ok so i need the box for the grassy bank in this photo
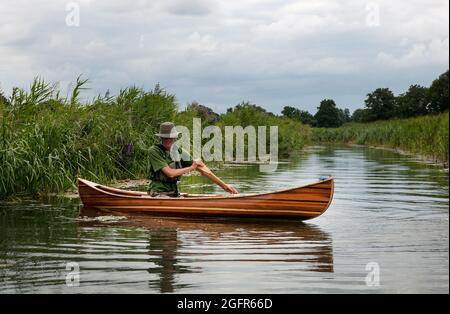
[312,113,449,165]
[0,78,309,199]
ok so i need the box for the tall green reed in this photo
[312,113,449,164]
[0,79,311,199]
[0,78,177,198]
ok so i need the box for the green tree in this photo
[314,99,342,128]
[281,106,315,125]
[186,101,219,124]
[396,85,429,118]
[281,106,297,119]
[351,108,371,122]
[428,70,449,113]
[338,108,351,124]
[221,101,274,126]
[298,110,315,126]
[231,101,273,115]
[364,88,396,121]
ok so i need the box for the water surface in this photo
[0,145,448,293]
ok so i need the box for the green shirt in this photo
[148,144,193,193]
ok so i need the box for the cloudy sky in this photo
[0,0,448,113]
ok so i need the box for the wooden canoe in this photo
[77,177,334,220]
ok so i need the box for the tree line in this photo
[282,70,449,128]
[1,70,448,130]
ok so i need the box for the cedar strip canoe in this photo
[77,177,334,220]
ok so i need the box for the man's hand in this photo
[190,160,204,170]
[225,184,239,194]
[193,159,205,168]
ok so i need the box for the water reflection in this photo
[79,207,334,292]
[145,229,188,292]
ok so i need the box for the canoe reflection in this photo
[79,207,334,293]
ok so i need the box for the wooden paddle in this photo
[196,163,239,194]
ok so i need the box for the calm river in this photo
[0,145,448,293]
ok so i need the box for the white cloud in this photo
[377,38,449,68]
[376,0,449,41]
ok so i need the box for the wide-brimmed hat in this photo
[155,122,179,138]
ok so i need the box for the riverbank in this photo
[312,113,449,167]
[346,144,449,170]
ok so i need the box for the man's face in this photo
[162,138,175,150]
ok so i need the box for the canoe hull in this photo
[77,178,334,220]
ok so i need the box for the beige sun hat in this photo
[155,122,179,138]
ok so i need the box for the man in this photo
[148,122,236,197]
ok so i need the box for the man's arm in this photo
[161,160,202,178]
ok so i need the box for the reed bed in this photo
[0,78,309,198]
[312,113,449,164]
